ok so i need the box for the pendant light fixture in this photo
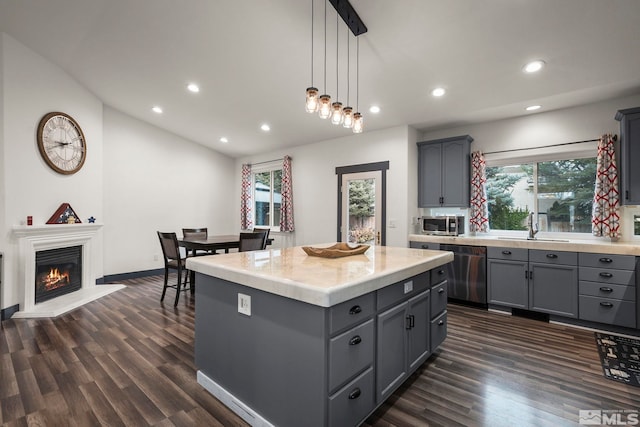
[318,0,332,119]
[342,26,353,128]
[352,37,363,133]
[305,0,319,113]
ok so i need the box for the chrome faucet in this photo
[527,212,539,240]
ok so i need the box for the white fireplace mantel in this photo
[11,223,124,318]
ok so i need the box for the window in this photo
[486,158,597,233]
[253,168,282,229]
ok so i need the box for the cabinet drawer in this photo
[579,281,636,302]
[529,249,577,265]
[377,271,430,310]
[330,293,375,335]
[431,281,447,317]
[430,310,447,350]
[579,253,637,270]
[579,267,635,286]
[328,367,374,427]
[579,295,636,328]
[410,241,440,250]
[431,265,448,284]
[487,247,528,261]
[329,319,374,392]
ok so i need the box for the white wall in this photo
[235,125,414,248]
[103,107,235,274]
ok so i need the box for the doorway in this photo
[336,161,389,246]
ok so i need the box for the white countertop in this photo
[186,244,454,307]
[409,234,640,255]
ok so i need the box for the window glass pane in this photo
[273,169,282,227]
[537,159,596,233]
[254,171,271,227]
[635,215,640,236]
[486,164,534,230]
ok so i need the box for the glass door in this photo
[341,171,382,245]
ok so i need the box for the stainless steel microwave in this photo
[419,215,465,236]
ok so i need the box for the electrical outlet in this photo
[238,293,251,316]
[403,281,413,294]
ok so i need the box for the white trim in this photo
[197,371,275,427]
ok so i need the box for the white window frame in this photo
[252,161,282,232]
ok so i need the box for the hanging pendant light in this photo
[352,37,363,133]
[305,0,319,113]
[318,0,331,119]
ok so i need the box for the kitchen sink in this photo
[496,236,569,242]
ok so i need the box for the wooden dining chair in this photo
[252,227,270,250]
[157,231,192,306]
[239,232,266,252]
[182,227,214,255]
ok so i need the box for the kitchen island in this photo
[186,244,453,427]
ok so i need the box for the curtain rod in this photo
[483,135,617,156]
[247,157,288,167]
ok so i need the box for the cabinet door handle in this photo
[405,315,415,329]
[438,320,444,326]
[349,305,362,315]
[525,270,528,279]
[438,288,445,294]
[502,250,512,255]
[349,335,362,346]
[421,245,429,249]
[599,287,614,293]
[348,388,361,400]
[437,269,445,275]
[546,253,558,259]
[599,272,613,278]
[599,257,613,263]
[599,302,614,308]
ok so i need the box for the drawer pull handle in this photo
[502,250,512,255]
[349,305,362,315]
[599,272,613,278]
[438,320,444,326]
[599,257,613,263]
[438,269,445,275]
[438,288,445,294]
[348,388,361,400]
[599,302,614,308]
[421,245,429,249]
[546,254,558,259]
[349,335,362,346]
[600,287,614,293]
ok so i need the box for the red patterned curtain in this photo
[469,151,489,233]
[279,155,295,232]
[592,134,620,239]
[240,164,253,230]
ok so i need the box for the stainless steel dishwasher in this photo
[439,244,487,305]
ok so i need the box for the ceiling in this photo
[2,0,640,158]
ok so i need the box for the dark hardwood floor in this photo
[1,275,638,426]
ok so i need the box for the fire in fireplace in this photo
[35,246,82,304]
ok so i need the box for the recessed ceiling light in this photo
[369,105,381,114]
[431,87,446,97]
[526,105,541,111]
[219,137,229,143]
[187,83,200,93]
[261,124,270,132]
[152,106,163,114]
[523,60,545,73]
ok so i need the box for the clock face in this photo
[37,112,86,175]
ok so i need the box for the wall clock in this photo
[37,112,86,175]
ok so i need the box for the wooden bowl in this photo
[301,243,370,258]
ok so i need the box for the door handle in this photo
[376,231,381,245]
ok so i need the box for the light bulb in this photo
[353,112,363,133]
[318,94,332,119]
[305,87,319,113]
[342,107,354,128]
[330,102,343,125]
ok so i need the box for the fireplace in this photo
[35,245,82,303]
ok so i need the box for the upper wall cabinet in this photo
[417,135,473,208]
[616,107,640,206]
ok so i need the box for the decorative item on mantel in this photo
[302,242,369,258]
[88,216,96,223]
[46,203,82,224]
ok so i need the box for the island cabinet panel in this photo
[330,293,375,335]
[329,319,374,392]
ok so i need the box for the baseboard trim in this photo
[103,268,164,283]
[1,304,19,321]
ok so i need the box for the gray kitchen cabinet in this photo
[615,107,640,205]
[417,135,473,207]
[487,247,578,317]
[410,241,440,250]
[376,288,430,403]
[487,247,529,308]
[430,267,448,351]
[578,252,637,328]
